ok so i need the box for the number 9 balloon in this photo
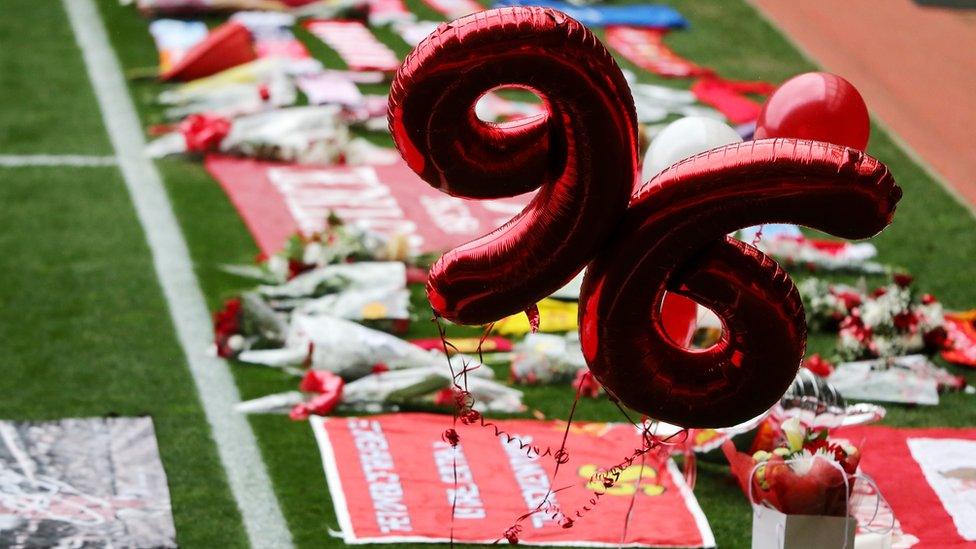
[390,7,639,326]
[391,8,902,428]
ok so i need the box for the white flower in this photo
[266,255,289,283]
[228,334,246,352]
[303,241,324,266]
[860,299,889,329]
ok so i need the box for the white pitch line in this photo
[0,154,117,167]
[62,0,294,547]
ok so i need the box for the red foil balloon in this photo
[755,72,870,150]
[389,7,639,325]
[580,139,901,427]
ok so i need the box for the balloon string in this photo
[751,225,764,247]
[620,449,647,545]
[433,319,694,544]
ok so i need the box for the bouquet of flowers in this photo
[798,275,948,360]
[724,417,860,516]
[509,332,586,385]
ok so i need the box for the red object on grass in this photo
[161,21,257,82]
[291,370,344,419]
[178,113,231,153]
[691,76,776,124]
[311,413,714,545]
[605,26,712,78]
[802,354,835,378]
[834,425,976,547]
[943,311,976,367]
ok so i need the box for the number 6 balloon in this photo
[580,141,900,427]
[390,7,902,427]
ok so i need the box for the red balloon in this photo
[755,72,870,150]
[388,7,639,325]
[579,140,901,427]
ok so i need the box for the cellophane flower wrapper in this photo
[724,440,859,517]
[237,313,442,379]
[509,332,586,384]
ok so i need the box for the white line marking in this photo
[0,154,117,167]
[62,1,294,547]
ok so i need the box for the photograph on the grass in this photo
[0,417,176,548]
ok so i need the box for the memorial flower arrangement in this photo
[724,417,860,516]
[798,275,948,360]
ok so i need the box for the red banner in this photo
[205,155,532,255]
[835,426,976,547]
[311,413,714,546]
[605,27,711,79]
[304,20,400,72]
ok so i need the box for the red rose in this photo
[213,298,242,358]
[924,326,949,350]
[893,311,919,332]
[893,273,914,287]
[921,293,937,305]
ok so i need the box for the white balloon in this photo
[641,116,743,182]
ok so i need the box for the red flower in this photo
[287,258,315,280]
[871,287,888,298]
[833,290,862,311]
[921,293,938,305]
[213,298,242,358]
[893,273,914,288]
[924,326,949,351]
[840,314,872,343]
[802,354,834,377]
[893,311,919,333]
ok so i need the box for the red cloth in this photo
[691,76,776,124]
[834,426,976,547]
[161,21,257,81]
[605,26,712,78]
[204,155,533,256]
[311,413,715,546]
